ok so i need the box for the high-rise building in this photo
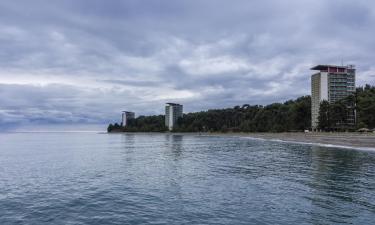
[311,65,356,130]
[165,103,183,130]
[121,111,135,127]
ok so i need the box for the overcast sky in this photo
[0,0,374,130]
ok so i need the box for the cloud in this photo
[0,0,374,129]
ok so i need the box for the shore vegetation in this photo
[107,84,375,133]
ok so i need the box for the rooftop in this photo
[166,103,182,106]
[311,64,355,70]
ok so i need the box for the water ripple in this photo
[0,133,374,224]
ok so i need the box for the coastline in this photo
[205,132,375,151]
[108,131,375,151]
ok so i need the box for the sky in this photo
[0,0,375,130]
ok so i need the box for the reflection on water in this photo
[120,133,135,146]
[165,134,184,159]
[309,146,375,224]
[0,133,374,225]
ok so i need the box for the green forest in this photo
[108,84,375,133]
[318,84,375,131]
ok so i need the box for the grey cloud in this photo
[100,79,163,88]
[0,0,374,129]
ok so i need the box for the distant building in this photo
[122,111,135,127]
[165,103,183,130]
[311,65,356,130]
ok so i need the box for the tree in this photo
[332,101,349,130]
[107,124,114,132]
[318,100,331,131]
[108,95,314,133]
[356,85,375,128]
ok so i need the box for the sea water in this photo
[0,132,374,224]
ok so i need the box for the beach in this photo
[211,132,375,150]
[109,131,375,150]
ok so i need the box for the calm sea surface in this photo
[0,132,374,225]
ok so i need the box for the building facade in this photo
[165,103,183,130]
[311,65,356,130]
[121,111,135,127]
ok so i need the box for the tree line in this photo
[107,115,167,132]
[174,96,311,132]
[108,96,311,132]
[107,84,374,133]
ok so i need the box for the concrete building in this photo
[311,65,356,130]
[121,111,135,127]
[165,103,183,130]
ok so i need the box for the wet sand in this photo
[210,132,375,150]
[111,131,375,150]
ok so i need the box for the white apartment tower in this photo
[121,111,135,127]
[165,103,183,131]
[311,65,356,130]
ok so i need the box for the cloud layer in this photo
[0,0,374,129]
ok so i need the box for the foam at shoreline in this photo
[199,134,375,152]
[241,136,375,152]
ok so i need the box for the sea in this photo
[0,132,374,224]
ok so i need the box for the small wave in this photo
[241,136,375,152]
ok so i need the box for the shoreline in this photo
[204,132,375,151]
[108,131,375,151]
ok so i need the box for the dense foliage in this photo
[107,84,375,133]
[108,115,167,132]
[108,96,311,132]
[317,98,354,131]
[173,96,311,132]
[356,85,375,129]
[318,84,375,131]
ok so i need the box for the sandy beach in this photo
[111,131,375,150]
[210,132,375,150]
